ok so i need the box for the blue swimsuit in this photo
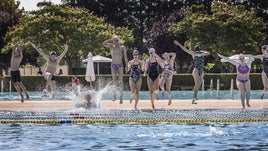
[162,62,173,79]
[130,63,141,82]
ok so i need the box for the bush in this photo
[1,73,263,92]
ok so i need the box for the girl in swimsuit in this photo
[218,53,254,109]
[174,40,210,104]
[144,48,162,109]
[159,52,176,105]
[128,50,144,109]
[254,45,268,99]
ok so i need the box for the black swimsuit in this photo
[263,57,268,78]
[148,61,159,81]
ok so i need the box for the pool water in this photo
[0,90,267,101]
[0,122,267,150]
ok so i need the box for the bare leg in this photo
[18,82,29,99]
[159,76,166,96]
[244,80,251,107]
[111,69,117,101]
[236,80,246,108]
[118,68,124,104]
[261,71,268,99]
[165,76,173,105]
[134,78,142,110]
[129,78,136,104]
[14,83,24,103]
[192,69,203,104]
[153,77,160,100]
[50,80,56,99]
[147,78,155,109]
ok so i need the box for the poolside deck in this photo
[0,99,267,111]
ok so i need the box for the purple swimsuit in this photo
[236,65,250,83]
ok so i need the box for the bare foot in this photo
[261,94,264,99]
[120,96,123,104]
[192,98,197,104]
[168,100,172,105]
[156,93,159,100]
[21,98,24,103]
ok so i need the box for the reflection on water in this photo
[0,122,267,150]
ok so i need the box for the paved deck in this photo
[0,99,267,111]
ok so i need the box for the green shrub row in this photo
[0,73,264,92]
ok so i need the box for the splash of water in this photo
[61,79,115,109]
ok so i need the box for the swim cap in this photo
[194,45,201,51]
[262,45,267,50]
[50,51,57,56]
[113,35,120,40]
[148,48,155,53]
[133,50,139,55]
[88,52,92,57]
[239,54,245,60]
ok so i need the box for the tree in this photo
[0,0,22,76]
[170,2,264,72]
[2,2,133,73]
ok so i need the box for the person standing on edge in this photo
[10,41,29,102]
[254,45,268,99]
[218,53,254,109]
[159,51,176,106]
[144,48,162,109]
[102,36,128,104]
[128,50,144,110]
[174,40,210,104]
[31,42,68,99]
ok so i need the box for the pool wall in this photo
[0,73,264,92]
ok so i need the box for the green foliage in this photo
[170,2,264,56]
[2,2,134,67]
[2,73,263,92]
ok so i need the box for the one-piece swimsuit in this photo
[130,63,141,82]
[263,57,268,78]
[194,55,204,76]
[148,61,159,81]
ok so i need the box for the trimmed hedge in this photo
[1,73,264,92]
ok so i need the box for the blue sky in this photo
[16,0,62,11]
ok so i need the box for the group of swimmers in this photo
[9,37,268,109]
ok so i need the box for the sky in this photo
[16,0,62,11]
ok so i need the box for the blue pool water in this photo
[0,90,267,101]
[0,122,267,150]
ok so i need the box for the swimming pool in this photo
[0,122,267,150]
[0,90,266,101]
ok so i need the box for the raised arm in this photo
[57,44,68,61]
[169,52,176,62]
[201,50,210,56]
[217,53,239,66]
[253,54,263,60]
[154,53,164,68]
[174,40,194,56]
[31,42,49,60]
[102,37,114,48]
[244,54,255,64]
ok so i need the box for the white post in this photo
[216,79,220,99]
[209,79,213,90]
[9,80,12,94]
[230,79,234,99]
[1,80,3,92]
[202,79,205,91]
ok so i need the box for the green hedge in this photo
[1,73,264,92]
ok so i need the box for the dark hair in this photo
[194,45,201,51]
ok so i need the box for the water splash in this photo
[62,79,115,109]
